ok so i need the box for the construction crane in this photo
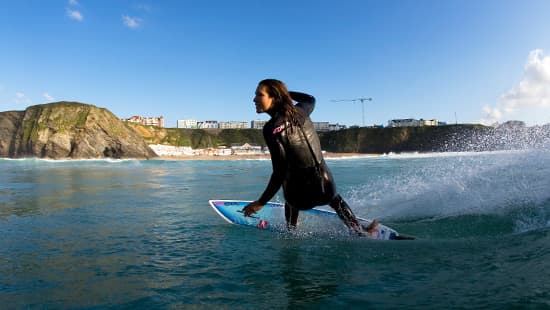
[330,98,372,127]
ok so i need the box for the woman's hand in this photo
[242,200,264,217]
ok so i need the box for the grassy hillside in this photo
[319,124,491,153]
[129,123,506,153]
[127,123,264,149]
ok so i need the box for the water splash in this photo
[349,149,550,230]
[441,124,550,152]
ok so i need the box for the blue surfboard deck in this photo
[208,199,402,240]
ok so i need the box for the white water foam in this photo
[0,157,138,163]
[348,149,550,226]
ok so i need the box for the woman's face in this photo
[254,85,274,114]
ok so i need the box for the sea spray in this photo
[441,123,550,152]
[342,149,550,238]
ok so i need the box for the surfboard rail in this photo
[208,199,413,240]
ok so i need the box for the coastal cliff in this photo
[0,102,157,159]
[5,101,545,160]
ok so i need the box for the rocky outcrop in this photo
[0,102,157,159]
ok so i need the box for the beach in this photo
[156,152,378,161]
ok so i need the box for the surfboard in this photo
[208,199,410,240]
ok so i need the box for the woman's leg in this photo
[329,194,378,235]
[284,202,300,229]
[329,194,361,232]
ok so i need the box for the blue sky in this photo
[2,0,550,127]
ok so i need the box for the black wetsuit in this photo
[258,92,361,229]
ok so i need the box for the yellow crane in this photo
[330,98,372,127]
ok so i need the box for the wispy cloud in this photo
[122,15,142,29]
[67,8,83,21]
[14,92,32,105]
[43,92,55,102]
[66,0,83,21]
[481,49,550,125]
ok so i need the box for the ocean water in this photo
[1,150,550,309]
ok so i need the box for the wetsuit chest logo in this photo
[272,124,286,134]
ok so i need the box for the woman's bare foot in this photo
[363,220,379,233]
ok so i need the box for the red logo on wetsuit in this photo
[272,124,285,134]
[257,219,269,229]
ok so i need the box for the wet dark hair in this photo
[258,79,303,128]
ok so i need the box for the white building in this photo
[313,122,330,132]
[124,115,165,128]
[328,123,347,131]
[250,120,344,131]
[149,144,195,156]
[219,121,249,129]
[251,119,268,129]
[230,143,263,155]
[197,121,219,129]
[420,119,439,126]
[388,118,439,127]
[177,119,198,129]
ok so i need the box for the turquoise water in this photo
[1,151,550,309]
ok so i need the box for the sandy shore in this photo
[155,152,378,161]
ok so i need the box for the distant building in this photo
[124,115,164,128]
[252,120,344,131]
[230,143,263,155]
[388,118,440,127]
[328,123,347,131]
[197,120,219,129]
[313,122,330,132]
[171,117,348,131]
[251,119,268,129]
[420,119,439,126]
[177,119,198,129]
[219,121,249,129]
[388,119,418,127]
[149,144,195,156]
